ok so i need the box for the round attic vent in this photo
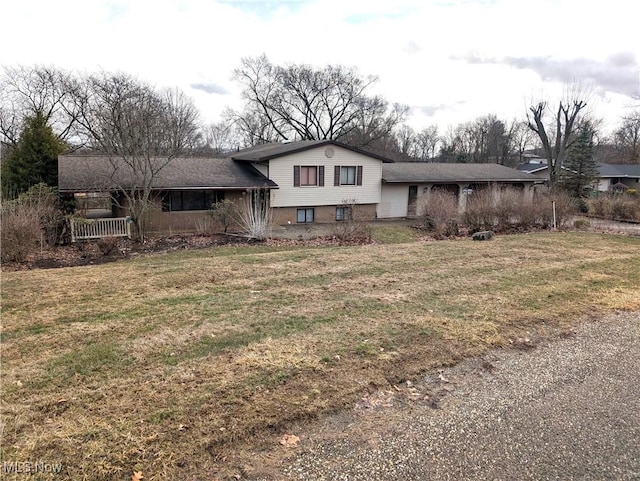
[324,147,334,158]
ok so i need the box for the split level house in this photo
[58,140,543,237]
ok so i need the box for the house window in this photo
[293,165,324,187]
[297,208,314,223]
[161,190,224,212]
[334,165,363,186]
[301,166,317,186]
[336,206,352,221]
[294,165,325,187]
[340,166,356,185]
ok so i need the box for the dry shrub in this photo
[588,196,610,218]
[19,183,65,245]
[535,190,578,228]
[1,198,42,262]
[574,218,591,230]
[96,237,119,256]
[610,198,638,221]
[462,188,495,233]
[495,188,529,230]
[419,189,459,237]
[1,184,65,262]
[331,200,372,243]
[192,216,215,236]
[587,195,639,222]
[237,190,272,240]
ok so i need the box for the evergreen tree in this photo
[1,111,65,195]
[559,124,598,198]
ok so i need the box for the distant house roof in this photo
[597,163,640,178]
[58,155,277,192]
[515,162,549,174]
[382,162,543,184]
[230,140,395,163]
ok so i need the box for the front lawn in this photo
[1,232,639,480]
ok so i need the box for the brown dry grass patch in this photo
[1,232,639,479]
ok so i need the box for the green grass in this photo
[370,223,420,243]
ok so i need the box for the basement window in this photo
[297,208,314,223]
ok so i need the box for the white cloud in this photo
[2,0,638,133]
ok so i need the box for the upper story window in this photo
[334,165,363,186]
[301,166,317,186]
[340,166,356,185]
[294,165,325,187]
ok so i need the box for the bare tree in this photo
[394,125,416,160]
[412,125,439,161]
[0,65,79,147]
[230,55,407,146]
[526,84,591,188]
[222,106,281,147]
[203,120,242,154]
[613,109,640,163]
[509,119,536,164]
[68,72,201,241]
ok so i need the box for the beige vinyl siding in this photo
[378,184,409,218]
[253,163,269,177]
[268,145,382,208]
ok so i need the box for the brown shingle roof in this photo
[382,162,543,183]
[58,155,277,192]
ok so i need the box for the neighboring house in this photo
[515,160,550,180]
[594,164,640,192]
[380,163,542,218]
[58,140,547,235]
[516,161,640,193]
[58,155,276,234]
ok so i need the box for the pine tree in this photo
[1,111,65,195]
[559,124,598,198]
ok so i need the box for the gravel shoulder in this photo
[250,310,640,481]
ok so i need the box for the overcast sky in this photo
[3,0,639,136]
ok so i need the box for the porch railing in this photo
[70,217,131,242]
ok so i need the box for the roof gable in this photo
[230,140,394,163]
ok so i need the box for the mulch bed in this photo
[1,233,375,271]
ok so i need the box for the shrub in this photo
[1,198,42,262]
[588,196,610,218]
[330,199,372,243]
[419,189,459,237]
[1,184,66,262]
[536,190,578,228]
[462,188,495,233]
[237,190,272,240]
[97,237,119,256]
[495,188,527,230]
[587,195,640,221]
[209,199,237,233]
[192,216,215,236]
[18,183,65,245]
[574,218,590,230]
[610,198,638,221]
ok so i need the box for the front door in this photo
[407,185,418,216]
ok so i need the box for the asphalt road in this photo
[254,311,640,481]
